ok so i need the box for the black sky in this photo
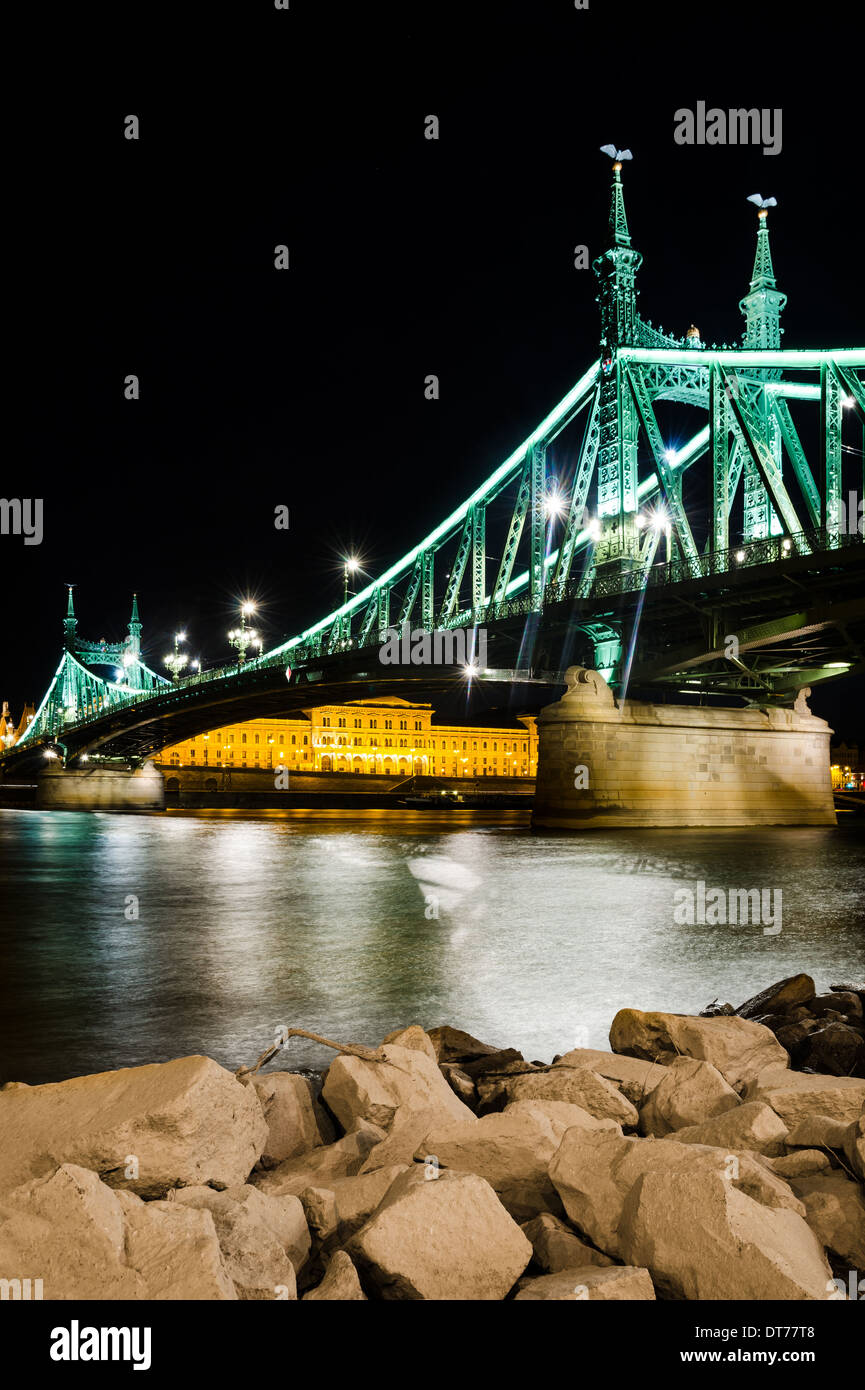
[6,0,864,737]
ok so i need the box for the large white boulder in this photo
[322,1044,475,1134]
[618,1161,833,1300]
[789,1172,865,1267]
[744,1072,865,1127]
[302,1251,367,1301]
[170,1183,310,1295]
[660,1101,789,1156]
[552,1048,668,1107]
[416,1106,579,1221]
[549,1129,804,1260]
[520,1212,614,1273]
[348,1167,532,1299]
[252,1072,333,1166]
[785,1114,852,1150]
[0,1056,266,1198]
[0,1164,237,1299]
[251,1122,385,1198]
[300,1165,409,1246]
[610,1010,788,1092]
[487,1066,637,1128]
[638,1057,740,1137]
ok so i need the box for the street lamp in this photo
[343,556,360,607]
[164,632,189,682]
[228,603,259,665]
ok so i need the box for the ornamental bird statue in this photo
[600,145,633,161]
[746,194,777,209]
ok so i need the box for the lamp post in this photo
[342,556,360,607]
[228,602,261,665]
[164,632,188,682]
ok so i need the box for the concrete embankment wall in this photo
[35,762,166,812]
[159,767,534,808]
[533,668,836,830]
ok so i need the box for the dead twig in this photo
[235,1028,387,1082]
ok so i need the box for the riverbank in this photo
[2,974,862,1300]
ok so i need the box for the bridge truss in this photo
[6,158,865,766]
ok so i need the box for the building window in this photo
[385,719,392,729]
[354,718,361,728]
[241,733,247,744]
[280,735,285,744]
[303,735,308,745]
[399,720,406,730]
[255,734,260,744]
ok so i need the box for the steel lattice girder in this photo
[626,364,701,573]
[251,348,862,666]
[721,367,810,552]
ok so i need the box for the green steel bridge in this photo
[3,156,863,776]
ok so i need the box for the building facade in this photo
[1,701,35,750]
[154,696,538,778]
[830,743,863,790]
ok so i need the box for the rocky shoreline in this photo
[1,972,863,1301]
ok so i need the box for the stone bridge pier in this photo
[533,667,836,830]
[36,761,165,812]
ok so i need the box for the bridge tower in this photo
[63,584,78,649]
[739,203,788,541]
[592,156,642,577]
[125,593,144,690]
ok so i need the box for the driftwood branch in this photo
[236,1027,387,1082]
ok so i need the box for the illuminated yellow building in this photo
[155,696,538,778]
[830,743,862,790]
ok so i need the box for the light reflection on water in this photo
[0,807,862,1083]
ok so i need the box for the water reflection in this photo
[0,808,862,1083]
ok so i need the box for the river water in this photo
[0,808,862,1084]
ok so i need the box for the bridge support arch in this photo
[533,667,836,829]
[36,761,165,812]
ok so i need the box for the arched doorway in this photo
[321,755,332,772]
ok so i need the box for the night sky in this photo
[7,0,864,737]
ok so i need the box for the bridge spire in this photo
[63,585,78,650]
[740,199,787,350]
[593,150,642,352]
[128,592,142,639]
[125,593,143,690]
